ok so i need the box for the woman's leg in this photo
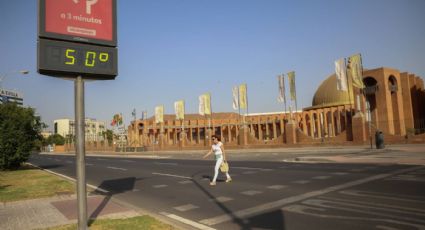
[212,157,223,183]
[225,168,231,182]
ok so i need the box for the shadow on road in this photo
[193,171,286,230]
[89,177,141,224]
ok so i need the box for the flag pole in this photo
[294,75,298,122]
[209,93,213,137]
[237,86,241,128]
[359,54,372,148]
[345,58,354,116]
[244,84,249,129]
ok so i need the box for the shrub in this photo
[0,103,44,170]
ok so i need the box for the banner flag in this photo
[199,94,205,116]
[118,113,123,125]
[174,100,185,120]
[277,74,286,103]
[347,53,365,89]
[204,93,211,115]
[239,84,247,109]
[288,71,296,101]
[335,58,348,91]
[111,113,123,126]
[110,114,117,126]
[155,105,164,123]
[232,86,239,110]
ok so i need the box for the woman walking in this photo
[203,135,232,186]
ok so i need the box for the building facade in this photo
[0,88,23,106]
[53,118,106,142]
[128,67,425,150]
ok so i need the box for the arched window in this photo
[388,75,398,93]
[363,76,378,95]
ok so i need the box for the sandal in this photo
[226,178,232,183]
[209,182,216,186]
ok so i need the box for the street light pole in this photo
[0,70,29,88]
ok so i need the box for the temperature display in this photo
[38,39,117,79]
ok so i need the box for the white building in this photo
[0,88,23,106]
[53,118,106,142]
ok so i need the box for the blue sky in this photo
[1,0,424,131]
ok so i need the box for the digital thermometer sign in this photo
[38,39,117,79]
[37,0,118,80]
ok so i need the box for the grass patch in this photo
[44,216,175,230]
[0,164,75,202]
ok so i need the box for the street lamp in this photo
[0,70,29,88]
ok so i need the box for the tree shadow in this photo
[87,177,142,226]
[192,170,286,230]
[38,164,64,169]
[244,209,286,230]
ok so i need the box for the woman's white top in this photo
[212,142,223,156]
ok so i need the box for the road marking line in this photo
[152,172,192,179]
[179,180,193,184]
[232,166,272,171]
[122,160,136,163]
[160,212,216,230]
[312,176,332,180]
[155,162,178,166]
[209,196,233,203]
[153,184,168,188]
[339,190,425,204]
[267,185,287,190]
[241,190,263,196]
[319,196,425,215]
[199,165,425,226]
[174,204,199,212]
[292,180,310,184]
[303,199,425,223]
[283,204,425,229]
[106,166,127,171]
[242,171,257,175]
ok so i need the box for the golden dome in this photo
[311,74,354,109]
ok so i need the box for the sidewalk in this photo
[48,143,425,164]
[0,194,140,230]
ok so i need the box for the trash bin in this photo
[375,131,384,149]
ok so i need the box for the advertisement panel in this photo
[39,0,117,46]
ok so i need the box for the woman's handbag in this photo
[220,161,229,173]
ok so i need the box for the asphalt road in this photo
[29,153,425,230]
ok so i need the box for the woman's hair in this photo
[211,135,221,141]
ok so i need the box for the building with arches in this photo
[128,67,425,150]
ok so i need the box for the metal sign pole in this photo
[75,76,87,230]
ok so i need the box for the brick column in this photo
[352,112,367,143]
[227,124,231,143]
[258,122,263,140]
[265,121,270,140]
[238,125,249,146]
[285,120,297,144]
[309,111,315,138]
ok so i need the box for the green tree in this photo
[46,134,65,145]
[103,129,114,144]
[0,103,45,170]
